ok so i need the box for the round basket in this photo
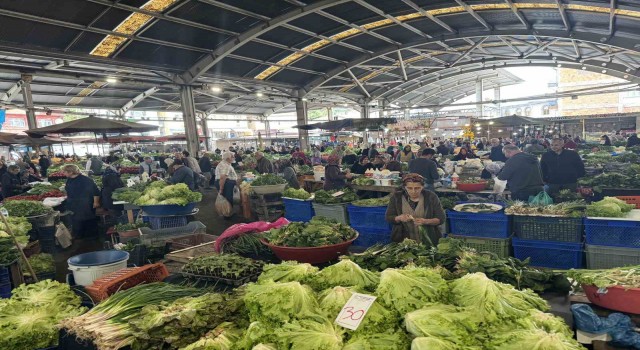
[251,184,286,195]
[139,202,197,216]
[456,182,487,192]
[261,234,358,264]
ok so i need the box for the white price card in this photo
[331,191,345,197]
[335,293,377,330]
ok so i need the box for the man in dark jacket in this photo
[497,144,544,201]
[1,165,26,199]
[39,154,51,178]
[627,133,640,148]
[436,142,450,156]
[540,138,585,195]
[488,138,507,162]
[168,159,195,190]
[255,152,274,174]
[408,149,440,191]
[198,155,213,189]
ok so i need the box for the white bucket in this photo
[68,251,129,286]
[314,171,324,182]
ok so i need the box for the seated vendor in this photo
[385,173,446,247]
[1,165,27,199]
[350,156,373,174]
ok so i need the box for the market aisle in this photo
[194,188,247,236]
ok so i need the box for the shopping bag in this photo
[215,194,233,217]
[232,186,241,205]
[529,191,553,206]
[493,178,507,193]
[55,223,72,249]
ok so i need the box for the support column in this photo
[200,117,210,151]
[327,107,332,121]
[180,86,200,157]
[403,108,410,119]
[494,86,501,117]
[476,79,484,118]
[21,75,36,130]
[361,102,371,119]
[296,100,309,150]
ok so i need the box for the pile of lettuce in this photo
[265,217,357,247]
[0,217,32,264]
[0,280,86,350]
[586,196,635,218]
[134,182,202,206]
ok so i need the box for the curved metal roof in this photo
[0,0,640,116]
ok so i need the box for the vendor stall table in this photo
[351,184,511,199]
[303,179,324,193]
[351,184,397,193]
[113,201,141,224]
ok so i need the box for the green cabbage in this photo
[404,304,479,346]
[257,261,318,284]
[134,183,202,206]
[310,260,380,291]
[236,322,280,350]
[487,329,584,350]
[516,310,573,338]
[278,319,344,350]
[450,273,549,324]
[586,196,635,217]
[376,266,448,315]
[179,322,241,350]
[343,331,409,350]
[244,281,319,325]
[411,337,462,350]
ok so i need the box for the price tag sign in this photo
[331,191,345,197]
[335,293,377,330]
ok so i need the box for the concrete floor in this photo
[193,188,248,236]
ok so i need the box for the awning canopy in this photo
[487,115,548,127]
[0,132,63,146]
[295,118,397,132]
[25,116,158,137]
[156,134,206,142]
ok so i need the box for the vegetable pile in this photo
[313,188,358,204]
[0,217,32,264]
[115,221,149,232]
[505,200,586,217]
[282,188,312,200]
[352,177,375,186]
[567,265,640,288]
[22,253,55,276]
[1,200,52,217]
[134,182,202,206]
[182,254,264,280]
[351,196,390,207]
[586,196,635,218]
[251,174,287,186]
[265,216,357,247]
[0,280,86,350]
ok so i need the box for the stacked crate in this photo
[347,205,391,248]
[283,198,315,222]
[511,216,584,269]
[584,217,640,269]
[446,207,511,258]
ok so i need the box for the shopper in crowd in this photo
[0,160,7,179]
[234,149,243,164]
[385,173,445,246]
[386,145,395,157]
[384,154,403,172]
[198,154,213,190]
[255,151,274,174]
[350,155,373,175]
[101,159,125,220]
[1,165,27,199]
[452,147,476,161]
[436,141,450,156]
[62,164,100,238]
[397,145,416,162]
[486,138,507,162]
[476,138,485,151]
[280,159,300,189]
[540,138,586,195]
[368,145,380,159]
[324,155,352,191]
[85,154,104,175]
[215,152,238,218]
[563,136,578,150]
[167,159,195,190]
[139,156,155,175]
[371,155,385,170]
[291,147,308,165]
[342,149,358,165]
[408,148,440,191]
[38,154,51,178]
[627,133,640,148]
[601,135,612,146]
[524,139,545,154]
[496,144,544,201]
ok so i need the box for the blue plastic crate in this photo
[0,267,8,284]
[512,238,583,269]
[352,226,392,248]
[146,215,188,230]
[446,210,511,238]
[0,282,11,298]
[347,205,392,230]
[283,198,315,222]
[585,218,640,248]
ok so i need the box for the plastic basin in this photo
[582,284,640,314]
[68,250,129,286]
[261,234,358,264]
[251,184,286,195]
[455,182,487,192]
[140,202,197,216]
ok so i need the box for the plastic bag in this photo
[529,191,553,206]
[493,178,507,193]
[214,217,289,253]
[233,186,241,204]
[55,223,72,249]
[571,304,640,348]
[215,194,233,217]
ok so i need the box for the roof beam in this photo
[450,37,487,67]
[454,0,492,30]
[609,0,617,36]
[523,38,559,59]
[282,24,371,54]
[253,38,347,64]
[347,69,370,98]
[179,0,351,84]
[196,0,270,20]
[499,37,522,56]
[397,51,408,81]
[147,95,181,107]
[555,0,571,31]
[352,0,433,40]
[571,40,582,59]
[118,87,160,116]
[504,0,530,29]
[401,0,455,33]
[263,102,294,117]
[317,10,400,46]
[0,80,24,103]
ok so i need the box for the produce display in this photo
[27,183,63,195]
[0,217,32,264]
[0,280,86,350]
[453,203,501,213]
[351,196,390,207]
[567,265,640,288]
[134,182,202,206]
[265,216,357,247]
[585,196,635,218]
[7,189,66,202]
[251,174,287,186]
[352,177,375,186]
[218,232,273,258]
[579,172,640,192]
[182,254,264,280]
[22,253,55,276]
[313,188,358,204]
[115,221,149,232]
[1,200,52,217]
[438,196,457,210]
[505,200,586,217]
[457,178,486,184]
[119,166,140,174]
[282,188,311,200]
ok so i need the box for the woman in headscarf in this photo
[452,147,477,161]
[397,145,415,162]
[323,155,352,190]
[350,155,373,175]
[101,158,125,220]
[280,159,300,189]
[385,173,446,247]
